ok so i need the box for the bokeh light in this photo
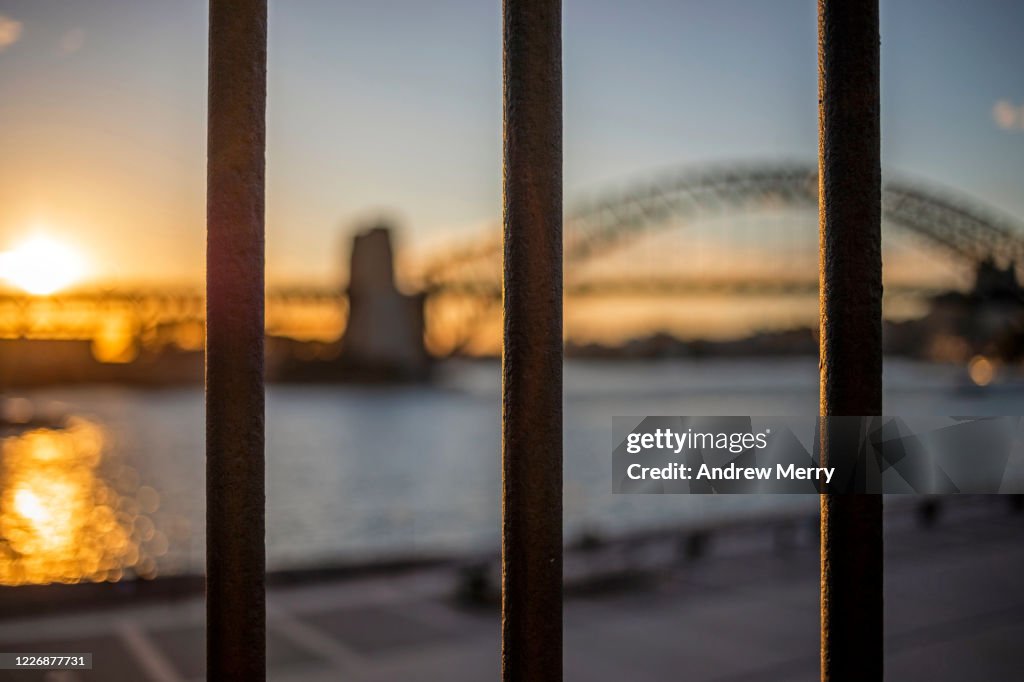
[0,417,163,585]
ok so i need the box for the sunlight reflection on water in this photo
[0,417,168,585]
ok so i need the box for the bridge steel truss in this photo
[414,161,1024,354]
[422,163,1024,298]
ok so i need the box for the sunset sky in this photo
[0,0,1021,287]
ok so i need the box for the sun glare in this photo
[0,234,88,295]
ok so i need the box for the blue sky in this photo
[0,0,1021,283]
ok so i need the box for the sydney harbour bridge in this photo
[1,161,1022,358]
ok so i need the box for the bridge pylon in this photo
[339,224,430,379]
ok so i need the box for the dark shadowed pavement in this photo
[0,498,1020,681]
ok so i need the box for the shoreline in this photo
[2,495,1014,620]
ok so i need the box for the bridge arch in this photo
[418,162,1024,355]
[422,162,1024,293]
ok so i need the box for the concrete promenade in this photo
[0,498,1020,681]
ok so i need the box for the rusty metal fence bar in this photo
[817,0,884,680]
[501,0,564,680]
[206,1,268,680]
[196,2,887,680]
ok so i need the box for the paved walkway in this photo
[0,499,1021,681]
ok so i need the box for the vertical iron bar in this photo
[818,1,883,681]
[501,0,563,680]
[206,1,267,680]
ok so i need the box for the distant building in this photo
[880,260,1024,362]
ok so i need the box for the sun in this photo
[0,234,88,295]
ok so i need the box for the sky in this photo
[0,0,1021,287]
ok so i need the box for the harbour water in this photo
[3,357,1021,581]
